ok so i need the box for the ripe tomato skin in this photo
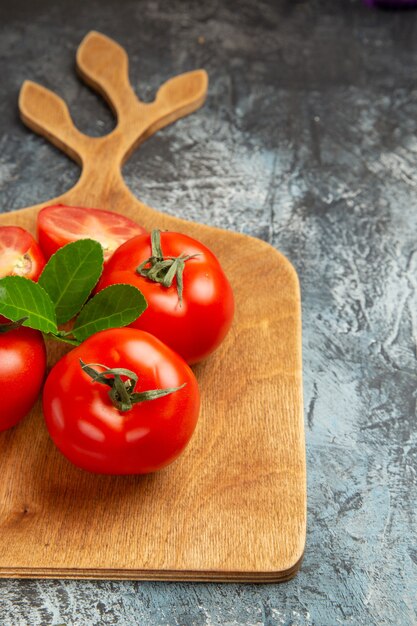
[37,204,147,262]
[0,326,46,432]
[0,226,46,281]
[96,232,235,364]
[42,328,200,474]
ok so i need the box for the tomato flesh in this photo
[0,226,46,281]
[37,204,147,262]
[96,232,235,364]
[0,325,46,431]
[42,328,200,474]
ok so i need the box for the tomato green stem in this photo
[80,360,186,412]
[49,331,80,346]
[0,317,28,333]
[136,229,199,305]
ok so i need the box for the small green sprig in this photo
[0,239,147,345]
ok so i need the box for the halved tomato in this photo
[37,204,147,262]
[0,226,46,281]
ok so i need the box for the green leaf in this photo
[0,276,57,333]
[72,284,147,342]
[38,239,104,324]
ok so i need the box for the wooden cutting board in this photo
[0,31,306,582]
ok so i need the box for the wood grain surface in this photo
[0,31,306,582]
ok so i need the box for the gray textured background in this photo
[1,0,417,624]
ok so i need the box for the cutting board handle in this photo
[76,30,145,123]
[18,31,208,201]
[19,81,87,166]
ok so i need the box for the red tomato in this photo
[0,323,46,432]
[0,226,46,281]
[96,231,235,364]
[37,204,147,262]
[42,328,200,474]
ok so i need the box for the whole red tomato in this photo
[37,204,146,262]
[42,328,200,474]
[96,230,235,364]
[0,321,46,432]
[0,226,45,281]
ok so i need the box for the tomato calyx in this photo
[0,316,28,334]
[136,230,199,305]
[80,359,186,412]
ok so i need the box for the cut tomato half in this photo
[0,226,46,281]
[37,204,147,262]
